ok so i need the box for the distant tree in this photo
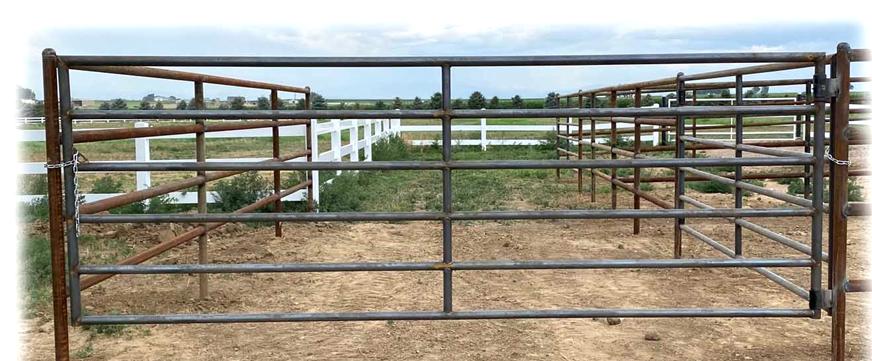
[429,92,442,109]
[311,93,327,109]
[176,100,188,110]
[412,97,424,109]
[760,86,770,97]
[720,89,731,98]
[139,101,152,110]
[218,103,230,110]
[256,96,270,110]
[744,90,755,98]
[99,102,111,110]
[17,86,36,100]
[353,102,361,110]
[452,99,464,109]
[642,94,656,107]
[230,97,246,110]
[374,100,387,110]
[488,96,500,109]
[338,102,347,110]
[543,92,559,108]
[468,91,486,109]
[110,98,128,110]
[392,97,403,109]
[187,98,200,110]
[511,95,524,109]
[154,101,164,110]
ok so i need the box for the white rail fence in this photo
[18,119,400,205]
[22,101,842,204]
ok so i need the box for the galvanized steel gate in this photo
[40,44,865,361]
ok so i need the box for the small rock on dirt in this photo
[606,317,622,325]
[644,332,661,341]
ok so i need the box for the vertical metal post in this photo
[734,75,744,256]
[829,43,851,361]
[811,57,826,321]
[804,80,812,200]
[633,88,642,234]
[270,89,283,236]
[194,81,208,299]
[577,94,583,193]
[590,93,596,202]
[441,65,453,313]
[674,74,686,259]
[691,91,697,159]
[555,94,561,180]
[609,91,618,210]
[57,64,81,324]
[42,48,70,361]
[305,89,314,212]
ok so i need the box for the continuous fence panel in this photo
[38,45,867,361]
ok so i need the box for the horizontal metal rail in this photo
[59,53,825,67]
[79,208,813,224]
[72,119,309,143]
[592,169,673,209]
[679,195,827,261]
[681,167,813,208]
[79,258,814,274]
[845,202,872,217]
[680,224,810,300]
[79,180,312,290]
[618,168,870,183]
[70,65,310,93]
[79,308,815,325]
[69,105,815,120]
[680,136,813,158]
[846,280,872,293]
[80,150,310,214]
[76,157,815,172]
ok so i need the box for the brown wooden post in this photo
[271,89,283,236]
[633,88,642,234]
[42,48,71,361]
[829,42,851,361]
[193,81,208,299]
[609,91,618,210]
[590,93,596,202]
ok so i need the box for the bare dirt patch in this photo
[21,189,871,360]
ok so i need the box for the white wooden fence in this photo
[18,119,400,205]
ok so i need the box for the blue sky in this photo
[24,23,864,101]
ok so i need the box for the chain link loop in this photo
[824,146,851,166]
[44,151,81,236]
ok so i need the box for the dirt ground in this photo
[20,180,872,360]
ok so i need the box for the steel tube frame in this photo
[75,157,814,172]
[44,49,852,361]
[80,208,811,224]
[80,308,814,325]
[680,224,810,300]
[69,105,814,120]
[80,258,813,274]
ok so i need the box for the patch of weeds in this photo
[20,198,49,223]
[787,177,864,201]
[21,236,52,317]
[372,134,409,160]
[211,171,271,212]
[20,174,48,195]
[83,323,127,337]
[74,343,94,359]
[90,175,124,193]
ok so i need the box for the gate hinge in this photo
[811,289,833,311]
[814,75,840,99]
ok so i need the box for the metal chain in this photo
[44,151,81,235]
[824,146,852,166]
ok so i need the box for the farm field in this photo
[18,140,872,360]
